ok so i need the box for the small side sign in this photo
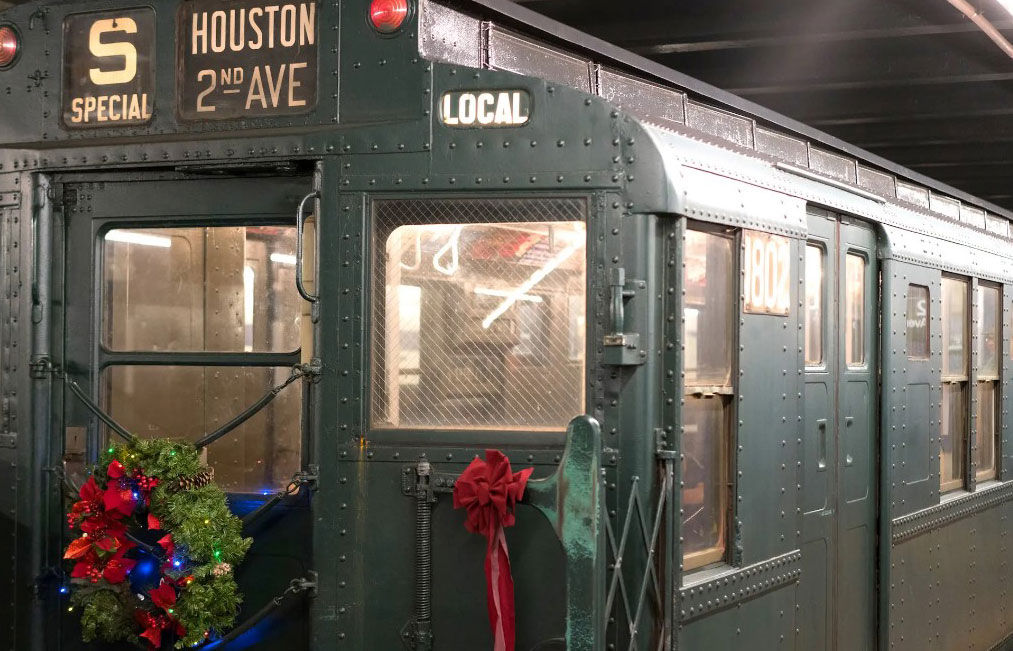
[440,90,531,127]
[63,9,156,128]
[743,230,791,316]
[177,0,319,120]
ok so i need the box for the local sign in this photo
[63,9,156,128]
[440,90,531,127]
[177,0,319,120]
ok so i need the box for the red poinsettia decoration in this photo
[135,580,186,648]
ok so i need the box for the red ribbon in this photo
[453,450,533,651]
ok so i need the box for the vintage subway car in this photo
[0,0,1011,649]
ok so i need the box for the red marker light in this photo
[369,0,409,34]
[0,26,18,69]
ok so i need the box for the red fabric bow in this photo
[453,450,533,651]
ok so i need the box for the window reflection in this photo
[975,282,1000,482]
[804,245,823,366]
[373,219,586,430]
[103,226,300,353]
[682,228,733,572]
[845,254,865,367]
[940,276,969,493]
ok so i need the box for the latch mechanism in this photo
[603,267,646,366]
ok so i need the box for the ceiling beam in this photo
[628,20,1013,54]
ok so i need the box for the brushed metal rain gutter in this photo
[947,0,1013,58]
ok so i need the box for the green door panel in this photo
[801,210,879,651]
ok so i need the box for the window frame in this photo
[906,284,931,361]
[973,280,1001,484]
[803,242,827,369]
[681,222,738,574]
[940,274,970,494]
[365,194,591,448]
[93,215,306,494]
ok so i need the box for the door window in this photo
[100,225,303,492]
[103,226,301,352]
[974,282,1000,482]
[844,254,866,367]
[804,244,824,366]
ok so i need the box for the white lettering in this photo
[89,18,138,85]
[476,93,495,124]
[229,9,246,52]
[280,5,297,47]
[192,12,207,55]
[288,62,306,106]
[300,3,315,45]
[248,8,264,49]
[458,94,476,125]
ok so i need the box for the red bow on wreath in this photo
[453,450,533,651]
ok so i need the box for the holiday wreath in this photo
[64,438,252,649]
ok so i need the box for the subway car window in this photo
[804,244,823,366]
[974,282,1000,482]
[844,254,865,367]
[103,226,301,352]
[682,229,733,571]
[371,198,587,430]
[101,366,302,492]
[906,285,930,359]
[940,275,969,493]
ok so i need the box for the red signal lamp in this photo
[369,0,409,34]
[0,25,19,69]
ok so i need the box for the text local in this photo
[191,3,316,55]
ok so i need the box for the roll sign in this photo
[440,90,531,127]
[62,9,156,128]
[743,230,791,316]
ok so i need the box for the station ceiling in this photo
[1,0,1010,210]
[515,0,1013,211]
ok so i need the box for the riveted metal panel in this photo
[679,550,801,622]
[679,580,797,650]
[488,28,592,92]
[857,165,895,198]
[597,68,685,129]
[896,181,930,209]
[961,204,987,228]
[986,213,1010,237]
[1004,283,1012,484]
[880,261,941,519]
[879,223,1012,284]
[736,235,803,565]
[418,0,482,69]
[754,127,807,167]
[680,166,806,238]
[685,102,754,149]
[929,193,961,221]
[0,188,22,650]
[890,496,1013,650]
[808,147,856,184]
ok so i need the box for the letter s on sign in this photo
[88,18,138,85]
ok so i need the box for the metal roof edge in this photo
[452,0,1013,221]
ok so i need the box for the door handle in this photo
[843,416,854,466]
[817,419,828,471]
[295,189,321,321]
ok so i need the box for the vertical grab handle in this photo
[296,190,321,310]
[817,419,828,471]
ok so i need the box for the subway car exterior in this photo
[0,0,1011,649]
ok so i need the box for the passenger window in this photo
[804,245,823,366]
[845,254,866,367]
[940,276,969,493]
[371,198,587,430]
[682,229,733,572]
[906,285,930,359]
[974,282,1000,482]
[103,226,301,352]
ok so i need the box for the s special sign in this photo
[177,0,319,120]
[63,9,156,128]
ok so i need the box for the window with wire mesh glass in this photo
[371,197,588,431]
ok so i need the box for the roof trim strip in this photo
[451,0,1013,220]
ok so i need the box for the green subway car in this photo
[0,0,1011,649]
